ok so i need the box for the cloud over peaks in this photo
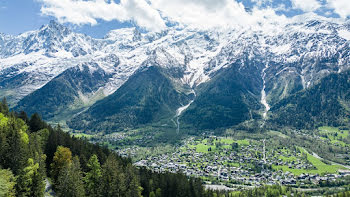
[40,0,347,32]
[150,0,252,29]
[39,0,166,32]
[290,0,321,12]
[327,0,350,19]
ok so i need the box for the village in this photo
[124,136,350,188]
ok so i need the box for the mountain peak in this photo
[104,27,143,42]
[39,20,71,37]
[48,20,62,28]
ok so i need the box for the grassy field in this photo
[273,147,345,175]
[188,137,250,153]
[72,133,96,139]
[188,143,217,153]
[215,138,250,146]
[318,126,349,147]
[278,155,297,162]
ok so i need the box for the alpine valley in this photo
[2,13,350,195]
[2,14,350,133]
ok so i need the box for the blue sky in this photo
[0,0,349,38]
[0,0,130,38]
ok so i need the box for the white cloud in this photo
[39,0,166,31]
[150,0,249,29]
[326,0,350,18]
[290,0,321,12]
[38,0,288,32]
[150,0,287,30]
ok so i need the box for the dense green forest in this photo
[2,97,345,197]
[181,61,262,130]
[269,70,350,129]
[0,98,223,197]
[68,66,191,133]
[14,64,111,120]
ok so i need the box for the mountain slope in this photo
[67,66,191,132]
[1,16,350,133]
[14,63,112,120]
[180,59,263,130]
[269,70,350,129]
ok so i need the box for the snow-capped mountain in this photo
[2,15,350,131]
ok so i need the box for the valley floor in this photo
[72,126,350,194]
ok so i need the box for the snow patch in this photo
[338,29,350,41]
[271,44,291,55]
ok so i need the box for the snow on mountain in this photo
[1,16,350,109]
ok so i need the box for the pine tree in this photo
[28,113,46,133]
[0,169,16,197]
[17,158,42,197]
[50,146,72,184]
[0,98,9,115]
[100,154,126,197]
[56,156,85,197]
[124,164,142,197]
[155,188,162,197]
[84,154,102,197]
[149,191,156,197]
[17,111,29,124]
[2,117,30,175]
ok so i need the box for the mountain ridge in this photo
[1,16,350,132]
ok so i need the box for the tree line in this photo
[0,98,221,197]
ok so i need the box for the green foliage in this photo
[84,154,102,197]
[0,169,16,197]
[155,188,162,197]
[17,158,44,197]
[0,100,217,197]
[272,148,344,175]
[229,185,303,197]
[139,168,206,197]
[181,61,262,130]
[28,113,47,133]
[0,112,8,127]
[149,191,156,197]
[56,157,85,197]
[124,164,143,197]
[270,70,350,129]
[14,65,111,120]
[0,103,47,197]
[0,97,9,115]
[68,66,191,132]
[100,154,127,197]
[50,146,72,184]
[0,116,30,175]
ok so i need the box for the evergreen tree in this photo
[149,191,156,197]
[0,169,16,197]
[17,158,43,197]
[84,154,102,197]
[155,188,162,197]
[17,111,29,124]
[1,117,30,175]
[100,154,126,197]
[0,97,9,115]
[124,163,142,197]
[56,157,85,197]
[28,113,46,133]
[50,146,72,184]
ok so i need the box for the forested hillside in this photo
[269,70,350,129]
[181,60,262,130]
[14,64,112,120]
[68,66,191,132]
[0,98,224,197]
